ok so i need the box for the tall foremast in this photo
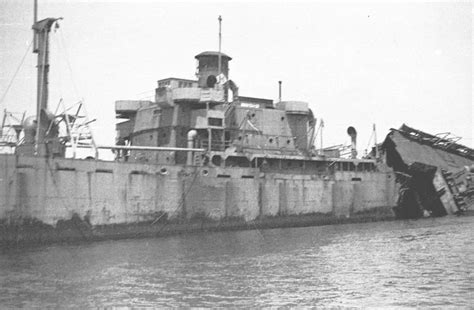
[32,17,61,155]
[15,2,63,157]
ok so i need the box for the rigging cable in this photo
[150,166,265,240]
[53,27,63,98]
[0,40,33,109]
[58,28,80,99]
[365,129,375,154]
[151,165,201,227]
[58,28,98,156]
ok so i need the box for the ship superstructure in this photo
[114,50,378,174]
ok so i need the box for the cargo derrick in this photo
[14,17,65,158]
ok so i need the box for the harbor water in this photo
[1,216,473,308]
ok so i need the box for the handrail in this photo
[67,144,205,152]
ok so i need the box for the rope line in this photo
[59,28,80,98]
[365,129,375,152]
[0,41,33,108]
[150,166,265,240]
[151,166,201,226]
[53,31,63,97]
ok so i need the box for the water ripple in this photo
[0,216,473,307]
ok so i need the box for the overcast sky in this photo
[0,0,472,154]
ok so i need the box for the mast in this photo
[34,0,37,22]
[218,15,222,78]
[278,81,282,102]
[33,0,38,50]
[32,14,61,154]
[320,119,324,155]
[373,123,379,159]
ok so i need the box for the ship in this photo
[0,12,473,246]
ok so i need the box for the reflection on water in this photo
[1,216,473,307]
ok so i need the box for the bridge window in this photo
[208,117,223,127]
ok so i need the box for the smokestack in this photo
[347,126,357,159]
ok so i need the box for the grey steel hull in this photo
[0,154,397,246]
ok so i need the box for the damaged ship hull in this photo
[0,154,397,246]
[383,124,474,219]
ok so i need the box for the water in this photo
[1,216,473,308]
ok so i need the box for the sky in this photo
[0,0,472,157]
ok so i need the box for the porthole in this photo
[211,155,222,166]
[202,169,209,176]
[160,168,168,175]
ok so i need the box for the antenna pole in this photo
[33,0,38,51]
[218,15,222,77]
[373,123,379,159]
[278,81,282,102]
[34,0,38,23]
[320,119,324,155]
